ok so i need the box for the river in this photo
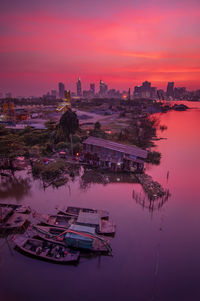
[0,102,200,301]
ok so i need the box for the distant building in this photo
[90,83,95,95]
[76,77,82,96]
[157,89,165,100]
[107,89,121,98]
[58,82,65,98]
[5,92,12,98]
[134,81,156,99]
[166,82,174,99]
[83,90,93,98]
[0,92,3,99]
[51,90,57,97]
[174,87,186,99]
[99,80,108,96]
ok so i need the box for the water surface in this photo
[0,103,200,301]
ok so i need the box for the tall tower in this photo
[76,77,82,96]
[58,82,65,98]
[99,80,108,96]
[166,82,174,99]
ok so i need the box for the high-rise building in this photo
[133,81,156,99]
[76,77,82,96]
[174,87,186,99]
[0,92,3,99]
[166,82,174,98]
[58,82,65,98]
[51,90,57,99]
[5,92,12,98]
[99,80,108,96]
[157,89,165,100]
[90,83,95,95]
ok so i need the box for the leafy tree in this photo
[59,109,79,140]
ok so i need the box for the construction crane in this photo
[56,90,71,113]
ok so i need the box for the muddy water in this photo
[0,102,200,301]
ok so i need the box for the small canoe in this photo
[13,236,80,264]
[60,206,109,220]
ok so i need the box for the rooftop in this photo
[83,136,147,159]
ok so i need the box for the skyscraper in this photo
[99,80,108,96]
[58,82,65,98]
[76,77,82,96]
[90,83,95,95]
[166,82,174,98]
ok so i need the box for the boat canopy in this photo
[77,212,100,226]
[69,224,96,234]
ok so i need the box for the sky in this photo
[0,0,200,96]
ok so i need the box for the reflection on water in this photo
[133,188,170,213]
[0,175,31,202]
[0,103,200,301]
[79,169,138,190]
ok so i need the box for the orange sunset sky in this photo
[0,0,200,96]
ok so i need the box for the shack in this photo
[82,136,147,172]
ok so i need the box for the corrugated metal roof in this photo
[83,136,147,159]
[77,212,100,225]
[69,224,96,234]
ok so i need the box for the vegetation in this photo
[89,122,107,139]
[115,115,159,148]
[59,109,79,140]
[146,151,161,165]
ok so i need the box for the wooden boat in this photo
[0,203,30,222]
[32,224,112,254]
[63,225,112,254]
[59,206,109,220]
[33,225,67,237]
[13,236,80,264]
[76,212,116,236]
[0,212,30,233]
[39,214,76,229]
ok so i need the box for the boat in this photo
[0,203,31,221]
[59,206,109,220]
[32,224,112,254]
[39,214,76,229]
[0,212,30,233]
[32,225,67,237]
[63,224,112,254]
[76,212,116,236]
[13,236,80,264]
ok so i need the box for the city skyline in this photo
[0,0,200,96]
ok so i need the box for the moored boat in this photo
[39,214,76,229]
[76,212,116,236]
[62,224,112,254]
[13,236,80,264]
[0,212,30,233]
[32,224,112,254]
[60,206,109,220]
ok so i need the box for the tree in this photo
[94,121,101,131]
[59,109,79,140]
